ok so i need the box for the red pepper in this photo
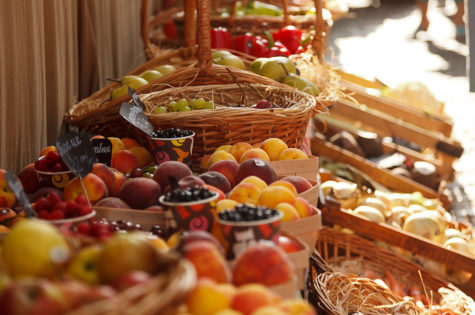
[233,33,254,55]
[250,36,269,57]
[163,20,178,40]
[273,26,302,54]
[211,27,232,49]
[264,41,290,57]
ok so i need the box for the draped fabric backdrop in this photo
[0,0,149,173]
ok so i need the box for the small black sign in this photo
[91,138,113,166]
[56,131,95,178]
[120,102,154,136]
[128,87,146,109]
[4,171,36,217]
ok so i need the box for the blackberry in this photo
[218,204,278,222]
[152,128,193,138]
[163,186,216,203]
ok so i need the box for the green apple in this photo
[154,65,176,75]
[260,57,296,82]
[111,85,129,99]
[283,74,320,96]
[139,70,163,82]
[215,55,245,70]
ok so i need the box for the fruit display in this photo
[152,98,215,114]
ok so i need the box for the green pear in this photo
[154,65,176,75]
[212,50,232,63]
[260,57,296,82]
[121,75,148,89]
[139,70,163,82]
[250,58,266,75]
[215,55,245,70]
[247,1,282,16]
[111,85,129,99]
[283,74,320,96]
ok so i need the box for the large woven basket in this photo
[140,83,321,168]
[65,253,196,315]
[308,227,475,315]
[142,0,329,60]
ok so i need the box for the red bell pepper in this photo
[233,33,254,55]
[211,27,233,49]
[273,26,302,54]
[163,20,178,40]
[250,36,269,57]
[264,41,290,57]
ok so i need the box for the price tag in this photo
[120,102,154,137]
[91,138,113,166]
[128,87,146,109]
[56,132,96,178]
[3,171,36,217]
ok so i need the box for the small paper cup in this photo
[217,211,283,260]
[159,191,218,235]
[35,168,75,190]
[147,132,195,167]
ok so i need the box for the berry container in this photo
[147,130,195,167]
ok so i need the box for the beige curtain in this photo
[0,0,147,173]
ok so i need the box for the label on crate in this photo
[4,171,36,217]
[91,138,113,166]
[56,131,95,178]
[120,102,154,137]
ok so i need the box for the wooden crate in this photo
[311,137,452,209]
[270,156,319,182]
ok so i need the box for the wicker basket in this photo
[142,0,329,60]
[65,253,196,315]
[307,227,475,315]
[139,83,322,167]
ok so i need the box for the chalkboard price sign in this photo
[91,138,113,166]
[56,132,96,178]
[4,171,36,217]
[120,102,154,137]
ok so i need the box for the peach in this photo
[229,142,253,161]
[63,173,107,203]
[203,184,226,201]
[216,144,233,153]
[293,197,314,218]
[260,138,288,161]
[269,180,297,196]
[228,183,261,205]
[209,151,237,168]
[257,186,295,209]
[201,154,211,170]
[232,243,293,286]
[178,175,206,189]
[230,284,281,315]
[278,235,302,253]
[279,300,316,315]
[119,178,161,209]
[275,202,300,222]
[0,169,16,208]
[152,161,192,190]
[111,150,138,174]
[94,197,130,209]
[199,171,231,193]
[252,306,286,315]
[252,142,262,148]
[209,160,240,187]
[121,138,138,149]
[128,146,152,167]
[280,176,312,194]
[182,241,231,283]
[39,145,57,157]
[110,170,126,197]
[239,149,270,164]
[239,176,267,191]
[216,199,239,212]
[18,163,40,194]
[278,148,308,160]
[107,137,125,155]
[235,159,277,185]
[91,163,115,194]
[187,279,232,315]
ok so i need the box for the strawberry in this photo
[49,210,65,220]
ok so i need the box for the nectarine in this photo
[278,148,307,160]
[230,284,280,315]
[257,186,295,209]
[111,150,138,174]
[119,178,161,209]
[275,203,300,222]
[269,181,297,196]
[187,279,232,315]
[182,241,231,283]
[199,171,231,193]
[63,173,107,203]
[153,161,192,190]
[293,197,314,218]
[129,146,152,167]
[280,176,312,194]
[229,142,253,161]
[209,160,240,187]
[260,138,288,161]
[239,176,267,191]
[228,183,261,205]
[216,144,233,153]
[239,149,270,164]
[91,163,115,195]
[209,151,237,168]
[235,159,276,185]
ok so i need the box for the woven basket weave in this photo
[308,228,475,315]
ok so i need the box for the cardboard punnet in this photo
[270,156,319,182]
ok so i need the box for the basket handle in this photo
[229,0,291,27]
[184,0,197,48]
[140,0,152,56]
[311,0,324,59]
[197,0,212,68]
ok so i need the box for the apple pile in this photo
[202,137,309,169]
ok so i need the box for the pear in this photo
[215,55,245,70]
[124,76,148,89]
[111,85,129,99]
[250,58,266,74]
[212,50,232,63]
[154,64,176,75]
[283,74,320,96]
[139,70,163,82]
[260,57,296,82]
